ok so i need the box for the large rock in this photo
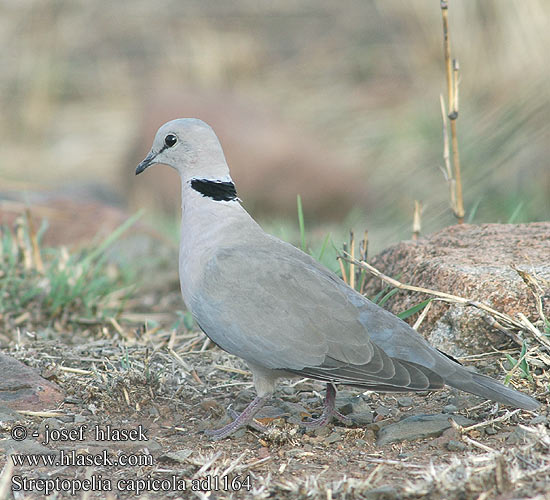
[363,223,550,357]
[0,353,64,411]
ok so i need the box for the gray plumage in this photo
[136,118,539,437]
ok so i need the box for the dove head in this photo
[135,118,231,182]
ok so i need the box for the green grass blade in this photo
[296,195,306,252]
[377,287,400,307]
[81,210,144,267]
[397,298,432,320]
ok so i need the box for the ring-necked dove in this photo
[136,118,539,439]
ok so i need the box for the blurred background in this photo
[1,0,549,256]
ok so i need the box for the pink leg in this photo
[301,384,352,428]
[205,395,269,440]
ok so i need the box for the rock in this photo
[0,438,55,456]
[446,440,466,452]
[363,223,550,356]
[443,404,458,414]
[0,353,64,411]
[506,426,531,444]
[325,431,344,444]
[39,418,62,436]
[0,405,23,423]
[362,485,399,500]
[74,414,87,425]
[351,411,374,426]
[397,397,413,408]
[376,413,473,446]
[374,405,391,418]
[158,449,193,464]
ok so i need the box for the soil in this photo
[1,323,548,499]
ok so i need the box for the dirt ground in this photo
[1,307,548,500]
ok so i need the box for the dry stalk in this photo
[440,0,465,223]
[412,298,433,330]
[349,231,356,290]
[0,459,14,500]
[14,216,32,270]
[514,267,548,328]
[460,409,521,434]
[412,200,422,240]
[25,207,44,272]
[342,254,548,349]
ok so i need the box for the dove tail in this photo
[447,371,539,411]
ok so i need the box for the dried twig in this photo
[342,253,549,352]
[25,207,44,272]
[440,0,464,223]
[343,254,523,331]
[412,200,422,240]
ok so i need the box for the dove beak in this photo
[135,151,157,175]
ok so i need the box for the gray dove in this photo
[136,118,539,439]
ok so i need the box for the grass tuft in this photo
[0,210,141,333]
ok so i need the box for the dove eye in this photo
[164,134,177,148]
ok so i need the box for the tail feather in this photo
[447,371,539,411]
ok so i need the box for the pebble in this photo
[446,440,466,452]
[351,411,374,426]
[374,405,391,417]
[506,426,530,444]
[397,397,413,408]
[0,405,22,423]
[73,414,87,424]
[443,404,458,414]
[377,413,473,446]
[39,418,62,435]
[325,431,343,444]
[484,426,497,435]
[159,449,193,464]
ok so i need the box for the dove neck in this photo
[178,176,259,306]
[179,175,258,247]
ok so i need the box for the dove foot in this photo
[300,383,352,428]
[205,395,269,440]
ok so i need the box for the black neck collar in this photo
[190,178,238,202]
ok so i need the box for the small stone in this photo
[143,439,162,453]
[325,431,343,444]
[74,414,87,424]
[351,411,374,426]
[484,426,498,435]
[0,405,22,423]
[529,415,546,425]
[158,449,193,463]
[355,439,367,446]
[397,397,413,408]
[443,404,458,414]
[506,426,530,444]
[375,405,391,417]
[0,353,64,411]
[39,418,62,435]
[308,426,331,438]
[1,438,55,456]
[446,440,466,451]
[376,414,474,446]
[258,447,270,459]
